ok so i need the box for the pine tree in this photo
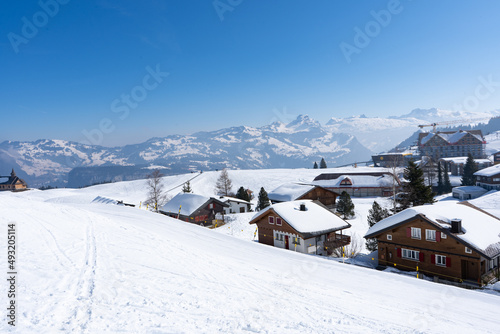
[396,160,435,212]
[215,168,233,196]
[336,191,355,219]
[256,187,270,211]
[182,180,192,193]
[320,158,327,169]
[236,186,250,202]
[436,161,444,195]
[461,153,478,186]
[443,162,452,193]
[313,161,318,169]
[365,201,390,252]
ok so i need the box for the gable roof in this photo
[474,164,500,177]
[364,202,500,259]
[219,196,252,205]
[162,193,228,216]
[249,200,350,238]
[419,130,484,146]
[268,183,317,202]
[312,174,396,188]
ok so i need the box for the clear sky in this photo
[1,0,500,146]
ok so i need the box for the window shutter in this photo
[397,248,401,257]
[446,257,451,267]
[436,232,441,242]
[431,255,435,264]
[419,252,424,262]
[407,227,411,238]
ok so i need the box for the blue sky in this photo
[1,0,500,146]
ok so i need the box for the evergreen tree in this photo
[461,153,478,186]
[443,162,452,193]
[235,186,250,202]
[313,161,318,169]
[336,191,355,219]
[320,158,327,169]
[396,160,435,212]
[436,161,444,195]
[182,180,192,193]
[215,168,233,196]
[366,201,390,252]
[256,187,270,211]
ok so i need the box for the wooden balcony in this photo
[324,232,351,253]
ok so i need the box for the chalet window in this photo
[293,237,301,245]
[465,247,472,254]
[269,216,274,225]
[435,255,446,266]
[340,178,352,186]
[402,248,420,261]
[276,218,282,226]
[387,234,392,240]
[425,229,436,241]
[411,227,421,240]
[208,203,215,209]
[441,232,447,239]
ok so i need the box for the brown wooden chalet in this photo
[0,169,28,191]
[364,202,500,286]
[160,193,229,226]
[313,171,401,197]
[268,183,338,208]
[475,164,500,191]
[249,200,351,256]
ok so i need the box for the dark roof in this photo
[313,172,392,181]
[0,169,27,187]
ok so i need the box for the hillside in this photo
[1,183,499,333]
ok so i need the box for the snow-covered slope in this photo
[1,187,499,333]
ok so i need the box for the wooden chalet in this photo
[0,169,28,191]
[475,164,500,191]
[364,202,500,286]
[249,200,351,256]
[313,171,401,197]
[268,183,338,208]
[161,193,229,226]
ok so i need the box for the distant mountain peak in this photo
[285,114,321,130]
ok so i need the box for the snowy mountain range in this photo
[2,108,499,187]
[0,115,371,187]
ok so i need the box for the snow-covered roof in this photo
[474,164,500,177]
[364,202,500,258]
[421,131,483,146]
[220,196,251,205]
[312,174,394,188]
[452,186,488,195]
[440,157,491,164]
[162,193,212,216]
[92,196,118,205]
[268,183,316,202]
[250,200,350,237]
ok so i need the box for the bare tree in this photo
[215,168,233,196]
[330,233,362,258]
[145,169,169,212]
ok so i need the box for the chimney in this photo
[300,203,306,211]
[451,218,462,234]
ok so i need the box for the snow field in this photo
[1,167,499,333]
